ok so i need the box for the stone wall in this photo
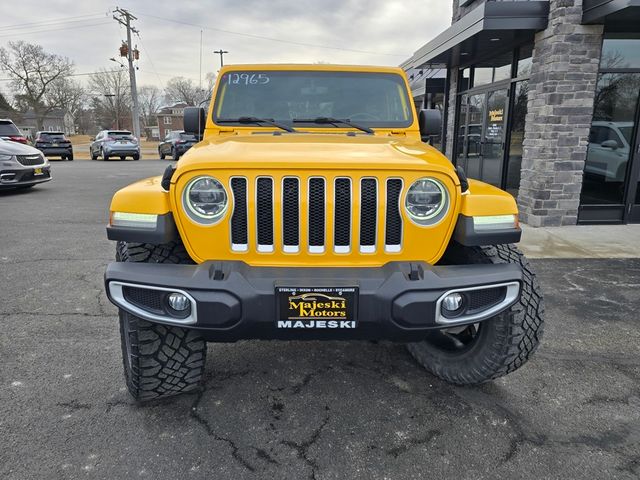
[518,0,603,226]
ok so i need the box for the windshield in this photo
[213,71,413,129]
[619,126,633,145]
[108,131,134,140]
[0,122,20,136]
[38,133,66,141]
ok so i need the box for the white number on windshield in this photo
[227,73,270,85]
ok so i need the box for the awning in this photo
[401,1,549,70]
[583,0,640,26]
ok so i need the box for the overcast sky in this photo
[0,0,451,93]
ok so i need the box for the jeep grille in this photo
[229,176,403,254]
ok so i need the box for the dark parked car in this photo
[158,131,197,160]
[90,130,140,161]
[0,119,29,144]
[33,131,73,160]
[0,137,51,190]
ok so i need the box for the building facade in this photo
[403,0,640,225]
[156,103,189,140]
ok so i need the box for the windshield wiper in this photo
[292,117,374,134]
[217,117,297,133]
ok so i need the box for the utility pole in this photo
[214,49,228,68]
[113,7,141,139]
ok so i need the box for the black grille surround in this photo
[16,154,45,166]
[230,178,248,249]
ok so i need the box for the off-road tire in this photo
[407,243,544,385]
[116,241,205,401]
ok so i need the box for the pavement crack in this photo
[189,389,256,472]
[281,412,330,480]
[291,366,332,395]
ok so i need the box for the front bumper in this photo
[0,166,51,188]
[105,261,522,342]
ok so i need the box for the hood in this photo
[0,138,42,156]
[176,133,455,175]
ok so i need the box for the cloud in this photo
[0,0,451,90]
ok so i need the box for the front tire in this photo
[133,153,140,161]
[407,244,544,385]
[159,148,165,160]
[116,241,206,401]
[171,147,179,161]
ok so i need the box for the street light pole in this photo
[214,49,228,68]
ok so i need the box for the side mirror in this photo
[184,107,206,136]
[419,109,442,141]
[601,139,618,149]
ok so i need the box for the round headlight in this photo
[405,178,448,225]
[183,176,228,224]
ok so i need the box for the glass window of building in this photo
[601,37,640,69]
[580,72,640,205]
[517,44,533,78]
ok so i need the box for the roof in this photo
[401,1,549,69]
[219,64,406,75]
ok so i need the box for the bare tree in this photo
[88,68,131,130]
[0,41,74,130]
[49,77,86,133]
[165,76,213,106]
[138,85,162,128]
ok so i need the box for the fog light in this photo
[168,292,190,311]
[442,292,463,313]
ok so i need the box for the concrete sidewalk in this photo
[519,224,640,258]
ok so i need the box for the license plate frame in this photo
[33,167,43,176]
[276,286,358,328]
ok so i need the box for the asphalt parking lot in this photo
[1,160,639,480]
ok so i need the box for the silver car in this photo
[0,137,51,190]
[90,130,141,161]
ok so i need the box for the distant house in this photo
[20,109,74,138]
[156,103,189,139]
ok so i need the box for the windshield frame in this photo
[211,69,415,130]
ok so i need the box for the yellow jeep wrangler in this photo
[105,64,544,401]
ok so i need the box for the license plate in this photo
[119,140,127,144]
[276,286,358,329]
[33,167,43,175]
[52,143,58,147]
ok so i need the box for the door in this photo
[456,88,508,188]
[579,72,640,223]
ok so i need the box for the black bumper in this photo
[37,147,72,157]
[105,260,522,342]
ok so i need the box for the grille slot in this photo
[230,178,248,251]
[282,177,299,252]
[466,287,507,313]
[16,154,44,166]
[308,178,326,253]
[385,179,403,252]
[256,177,274,252]
[334,178,351,253]
[360,178,377,252]
[122,286,164,314]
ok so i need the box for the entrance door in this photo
[456,89,508,188]
[579,73,640,223]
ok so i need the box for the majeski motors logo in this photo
[277,291,356,329]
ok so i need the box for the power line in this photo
[0,12,107,31]
[133,11,410,57]
[0,70,121,82]
[0,21,112,39]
